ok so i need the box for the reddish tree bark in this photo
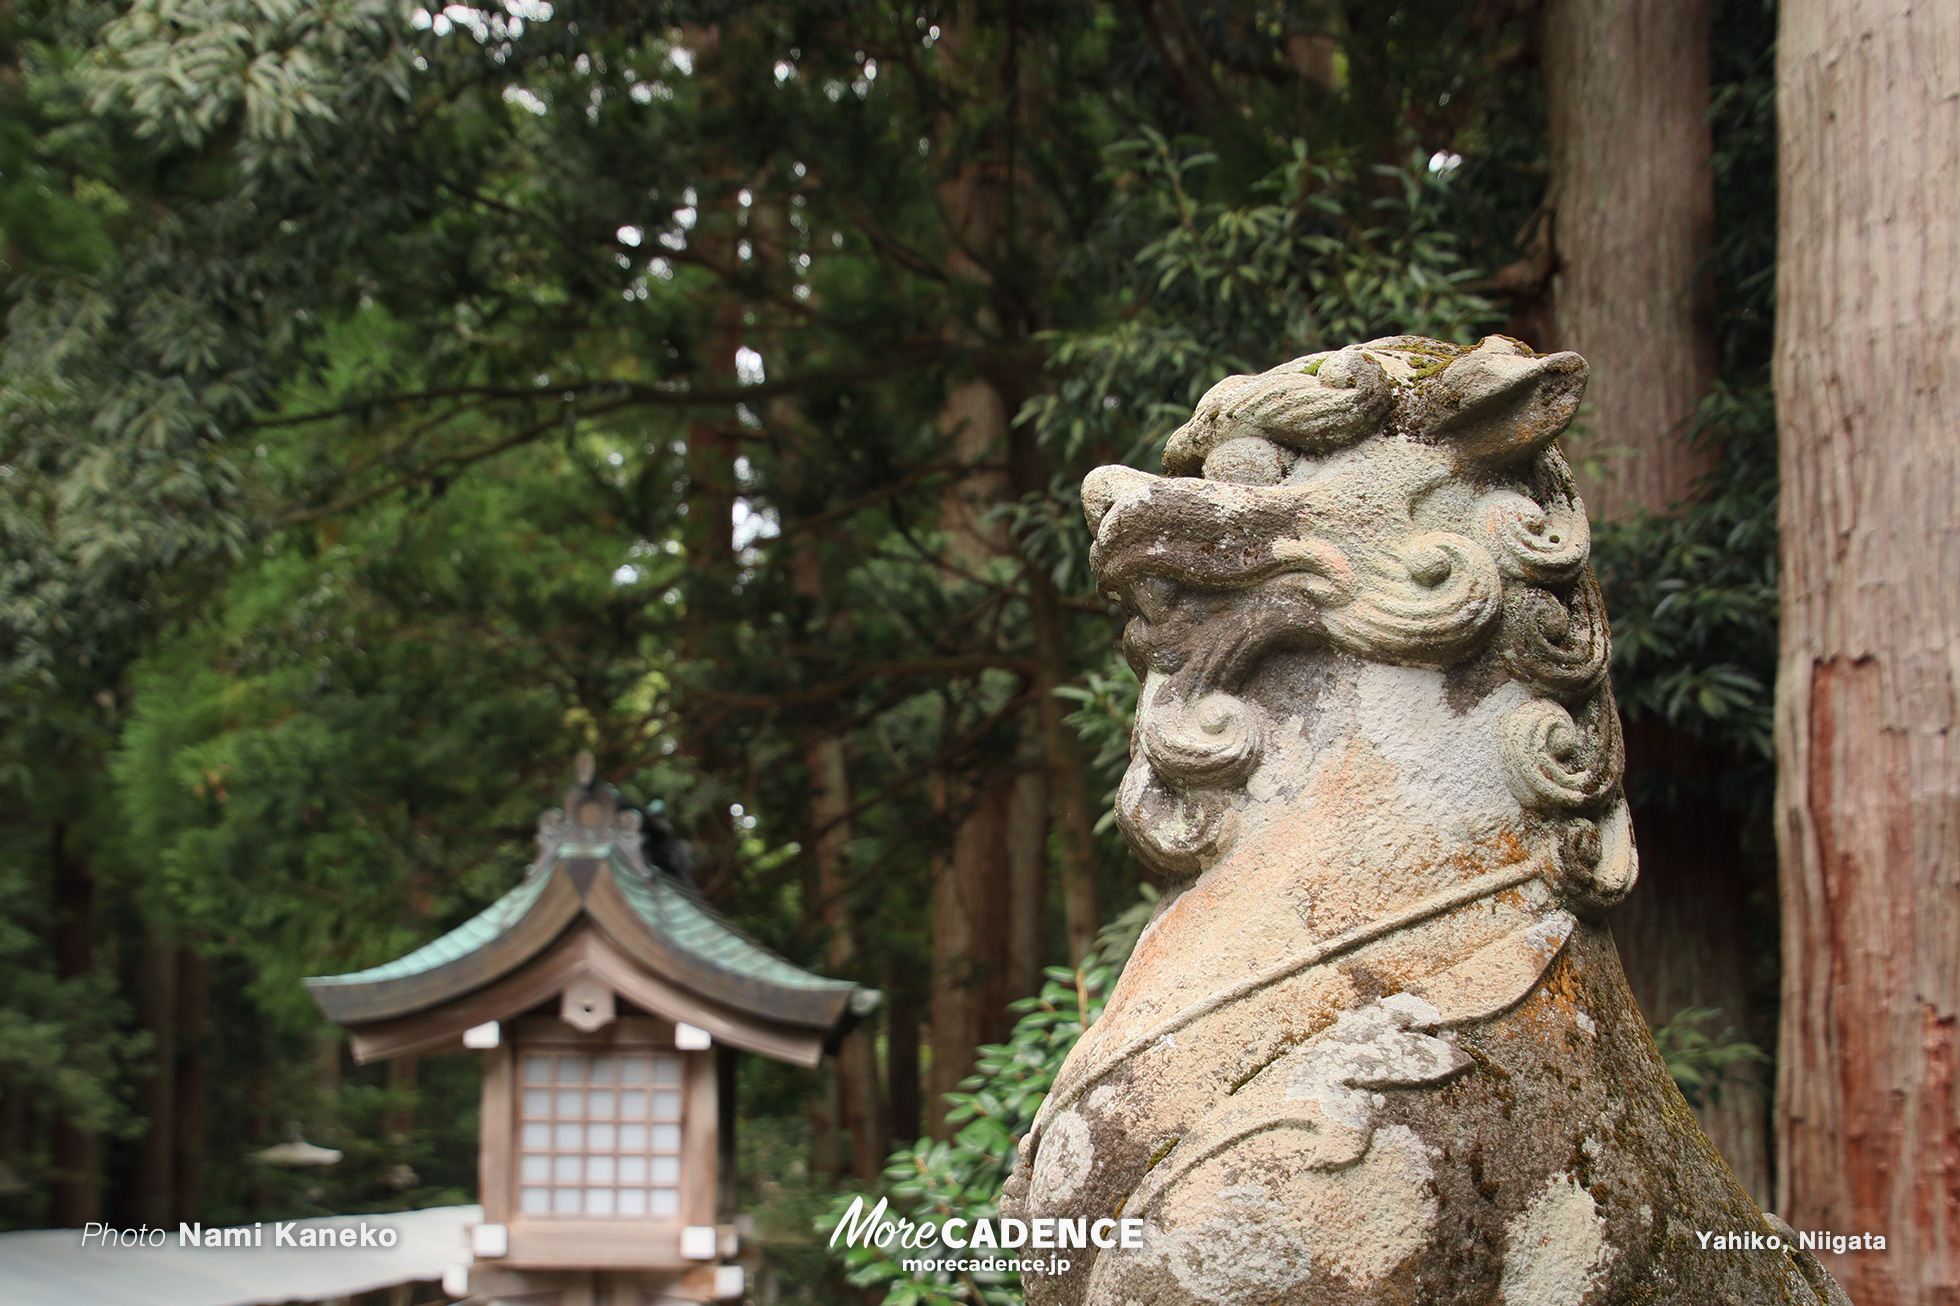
[1613,724,1772,1206]
[802,720,887,1181]
[1026,560,1100,966]
[1005,756,1050,1003]
[1775,3,1960,1299]
[924,374,1028,1139]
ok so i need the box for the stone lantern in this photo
[305,754,878,1305]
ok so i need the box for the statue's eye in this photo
[1203,436,1287,486]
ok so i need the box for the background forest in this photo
[0,0,1947,1303]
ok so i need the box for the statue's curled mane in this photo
[1083,334,1631,914]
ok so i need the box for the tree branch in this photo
[269,345,972,525]
[257,340,963,432]
[691,654,1037,711]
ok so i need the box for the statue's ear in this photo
[1415,337,1588,472]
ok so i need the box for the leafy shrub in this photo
[821,893,1157,1306]
[1650,1005,1770,1109]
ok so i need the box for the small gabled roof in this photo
[305,757,876,1064]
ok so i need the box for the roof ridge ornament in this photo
[531,752,649,876]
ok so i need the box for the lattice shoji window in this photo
[516,1050,684,1218]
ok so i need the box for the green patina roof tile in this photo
[307,844,853,1000]
[308,869,555,987]
[607,852,850,994]
[301,770,874,1033]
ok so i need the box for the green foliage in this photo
[0,858,148,1140]
[822,893,1157,1306]
[86,0,410,158]
[0,0,1774,1248]
[1017,132,1500,590]
[108,438,676,1024]
[1053,660,1138,836]
[1593,382,1778,803]
[1650,1006,1769,1109]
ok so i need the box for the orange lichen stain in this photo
[1514,951,1586,1043]
[1306,733,1402,812]
[1418,826,1536,893]
[1539,953,1585,1010]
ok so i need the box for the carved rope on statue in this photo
[1003,337,1849,1306]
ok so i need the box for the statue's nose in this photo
[1081,463,1162,534]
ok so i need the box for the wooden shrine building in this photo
[305,754,878,1305]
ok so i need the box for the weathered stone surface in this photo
[1004,337,1846,1305]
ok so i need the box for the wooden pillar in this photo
[384,1055,418,1142]
[716,1046,738,1220]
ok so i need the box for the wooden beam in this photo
[346,925,827,1067]
[478,1043,513,1225]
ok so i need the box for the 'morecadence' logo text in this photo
[829,1198,1144,1254]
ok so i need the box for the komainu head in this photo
[1081,335,1632,913]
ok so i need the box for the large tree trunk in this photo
[1005,755,1051,1002]
[134,935,178,1224]
[1613,724,1773,1207]
[675,196,746,890]
[173,949,208,1222]
[1537,0,1772,1204]
[1006,413,1096,967]
[49,822,99,1226]
[784,513,887,1180]
[921,15,1078,1133]
[885,958,924,1145]
[924,376,1022,1138]
[1774,3,1960,1299]
[1003,380,1097,966]
[927,771,1013,1138]
[1025,550,1100,966]
[803,723,887,1182]
[1541,0,1719,522]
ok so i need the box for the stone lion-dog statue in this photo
[1002,336,1849,1306]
